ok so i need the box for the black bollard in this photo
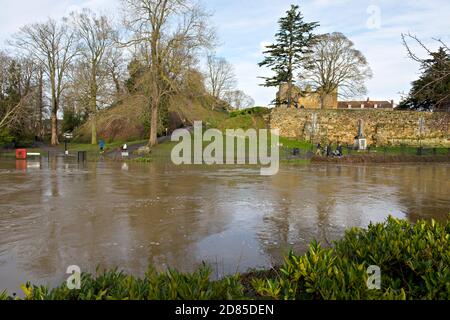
[78,151,87,163]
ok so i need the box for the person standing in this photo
[316,143,323,156]
[337,142,343,157]
[326,142,332,157]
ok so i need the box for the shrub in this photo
[229,107,270,118]
[252,217,450,300]
[16,264,245,301]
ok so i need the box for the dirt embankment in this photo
[311,154,450,164]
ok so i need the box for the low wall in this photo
[270,108,450,147]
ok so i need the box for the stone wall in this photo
[270,108,450,147]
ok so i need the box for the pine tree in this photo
[259,5,318,108]
[411,48,450,111]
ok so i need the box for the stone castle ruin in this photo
[276,84,394,110]
[272,83,449,147]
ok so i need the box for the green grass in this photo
[279,137,314,150]
[218,114,267,131]
[0,147,46,158]
[229,107,270,118]
[67,140,148,153]
[277,138,449,157]
[371,145,449,155]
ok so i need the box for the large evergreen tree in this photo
[401,34,450,111]
[400,48,450,111]
[258,4,318,108]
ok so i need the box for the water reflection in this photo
[0,160,448,292]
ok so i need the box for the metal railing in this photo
[280,145,450,160]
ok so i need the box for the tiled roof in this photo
[338,100,394,109]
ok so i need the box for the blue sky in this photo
[1,0,449,106]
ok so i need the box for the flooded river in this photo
[0,158,449,293]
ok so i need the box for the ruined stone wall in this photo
[270,108,450,147]
[277,84,338,109]
[298,90,338,109]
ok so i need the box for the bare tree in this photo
[105,46,126,98]
[300,32,372,108]
[0,51,12,102]
[223,90,255,110]
[11,18,78,145]
[0,96,29,130]
[0,52,42,139]
[34,66,46,140]
[122,0,214,147]
[71,9,116,144]
[205,53,236,109]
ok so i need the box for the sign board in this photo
[63,132,73,139]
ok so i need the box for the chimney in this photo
[391,100,394,108]
[367,97,370,102]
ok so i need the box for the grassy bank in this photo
[0,140,148,160]
[312,154,450,164]
[1,217,449,300]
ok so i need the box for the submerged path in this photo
[104,135,171,160]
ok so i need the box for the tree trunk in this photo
[37,69,44,140]
[90,74,98,145]
[287,81,293,108]
[51,103,58,146]
[91,113,97,145]
[112,72,121,97]
[50,71,59,146]
[149,102,159,147]
[148,29,161,148]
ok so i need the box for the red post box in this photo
[16,149,27,160]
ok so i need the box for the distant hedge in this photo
[1,217,449,300]
[229,107,271,118]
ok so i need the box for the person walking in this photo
[99,140,105,153]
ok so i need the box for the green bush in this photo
[229,107,270,118]
[14,264,245,301]
[252,217,450,300]
[0,128,15,146]
[2,217,449,300]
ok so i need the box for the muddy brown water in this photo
[0,158,449,293]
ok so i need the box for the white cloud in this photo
[0,0,119,44]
